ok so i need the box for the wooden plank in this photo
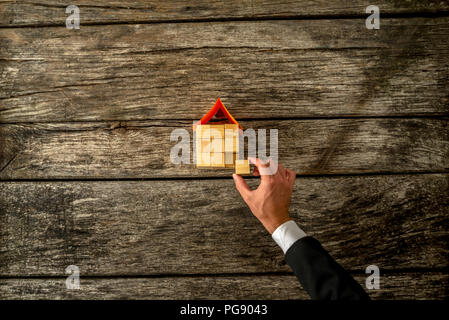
[0,273,447,300]
[0,174,447,276]
[1,119,448,179]
[1,18,448,122]
[1,1,448,26]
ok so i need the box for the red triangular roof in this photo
[195,98,242,129]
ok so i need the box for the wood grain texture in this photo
[1,273,448,300]
[1,18,448,122]
[1,174,447,276]
[1,0,448,26]
[1,119,448,179]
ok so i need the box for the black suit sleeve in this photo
[285,236,370,300]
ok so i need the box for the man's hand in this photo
[232,157,296,234]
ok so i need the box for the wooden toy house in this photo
[193,98,250,174]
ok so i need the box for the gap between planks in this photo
[2,11,449,29]
[1,267,448,280]
[1,115,449,126]
[1,171,448,183]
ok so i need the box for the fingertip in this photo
[232,172,251,197]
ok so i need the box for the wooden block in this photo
[225,124,239,140]
[195,135,204,153]
[210,152,225,167]
[210,137,224,153]
[235,159,249,167]
[235,166,250,175]
[224,133,239,153]
[198,125,211,140]
[195,147,201,165]
[235,159,250,175]
[196,152,203,167]
[209,125,224,139]
[195,135,201,152]
[225,152,236,167]
[198,139,212,153]
[197,152,211,167]
[225,124,239,130]
[193,124,203,134]
[225,125,239,139]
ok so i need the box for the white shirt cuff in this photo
[272,220,307,254]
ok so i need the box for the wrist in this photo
[263,216,292,234]
[271,220,307,254]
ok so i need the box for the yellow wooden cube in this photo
[235,159,248,166]
[209,125,224,139]
[210,152,225,167]
[194,124,201,136]
[195,147,201,165]
[197,125,211,140]
[225,124,239,131]
[225,152,236,167]
[225,134,239,152]
[235,159,250,175]
[210,136,224,153]
[198,139,213,153]
[225,124,239,152]
[195,135,203,153]
[225,125,238,139]
[197,152,211,167]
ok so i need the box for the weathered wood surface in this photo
[1,273,448,300]
[1,119,448,179]
[1,18,448,122]
[1,174,447,276]
[1,2,448,301]
[1,0,448,27]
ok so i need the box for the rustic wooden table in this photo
[1,1,448,299]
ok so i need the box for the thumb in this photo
[232,174,251,199]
